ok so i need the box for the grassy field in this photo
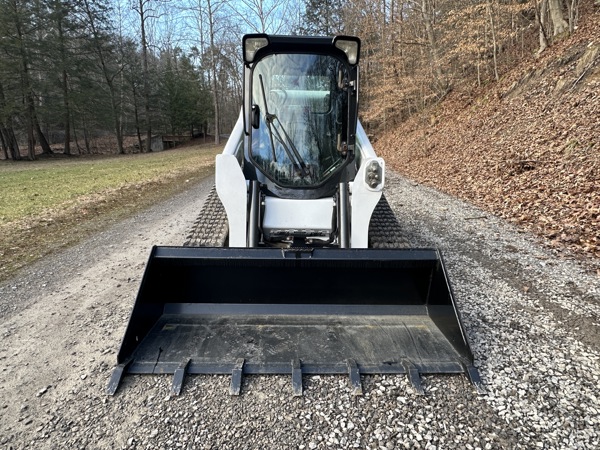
[0,144,222,282]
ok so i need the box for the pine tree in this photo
[299,0,346,35]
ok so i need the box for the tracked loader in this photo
[108,35,482,396]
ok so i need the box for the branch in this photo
[570,60,598,91]
[395,40,427,47]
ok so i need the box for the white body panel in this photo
[356,120,378,158]
[349,121,385,248]
[350,157,384,248]
[262,197,334,239]
[215,153,247,247]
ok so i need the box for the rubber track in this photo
[368,194,410,248]
[184,188,407,248]
[183,186,228,247]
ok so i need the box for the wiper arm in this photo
[272,116,309,177]
[258,75,310,179]
[259,75,278,162]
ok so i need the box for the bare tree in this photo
[192,0,234,145]
[548,0,568,36]
[537,0,575,53]
[537,0,549,53]
[566,0,580,34]
[132,0,172,151]
[486,0,499,82]
[232,0,294,33]
[205,0,219,144]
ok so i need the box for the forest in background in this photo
[0,0,587,160]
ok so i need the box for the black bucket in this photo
[107,247,481,395]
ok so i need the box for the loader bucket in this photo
[108,247,482,396]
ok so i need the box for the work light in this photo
[333,36,360,65]
[243,35,269,63]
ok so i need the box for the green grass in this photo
[0,144,222,282]
[0,146,221,225]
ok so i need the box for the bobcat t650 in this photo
[108,35,481,397]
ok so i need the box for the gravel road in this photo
[1,172,598,450]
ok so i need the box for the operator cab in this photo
[242,35,361,201]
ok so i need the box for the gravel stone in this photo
[0,172,598,449]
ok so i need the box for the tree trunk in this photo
[566,0,579,34]
[0,127,8,159]
[207,0,220,145]
[26,107,35,160]
[0,83,20,160]
[139,0,152,152]
[72,117,82,154]
[421,0,447,95]
[57,9,71,155]
[111,95,124,154]
[63,67,71,155]
[537,0,549,53]
[34,114,53,155]
[548,0,568,36]
[132,81,144,152]
[14,10,37,160]
[82,113,91,154]
[487,0,499,82]
[2,120,21,160]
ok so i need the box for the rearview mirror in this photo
[251,104,260,129]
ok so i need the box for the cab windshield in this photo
[250,53,349,187]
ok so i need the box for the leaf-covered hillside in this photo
[376,6,600,262]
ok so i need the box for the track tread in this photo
[185,189,408,249]
[184,185,229,247]
[368,194,410,248]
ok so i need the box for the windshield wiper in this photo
[259,75,310,179]
[259,74,278,163]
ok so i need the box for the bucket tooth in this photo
[464,363,485,394]
[229,359,245,396]
[347,359,363,396]
[106,358,132,396]
[171,359,191,397]
[404,361,425,395]
[291,359,303,396]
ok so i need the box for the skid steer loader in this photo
[108,34,482,396]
